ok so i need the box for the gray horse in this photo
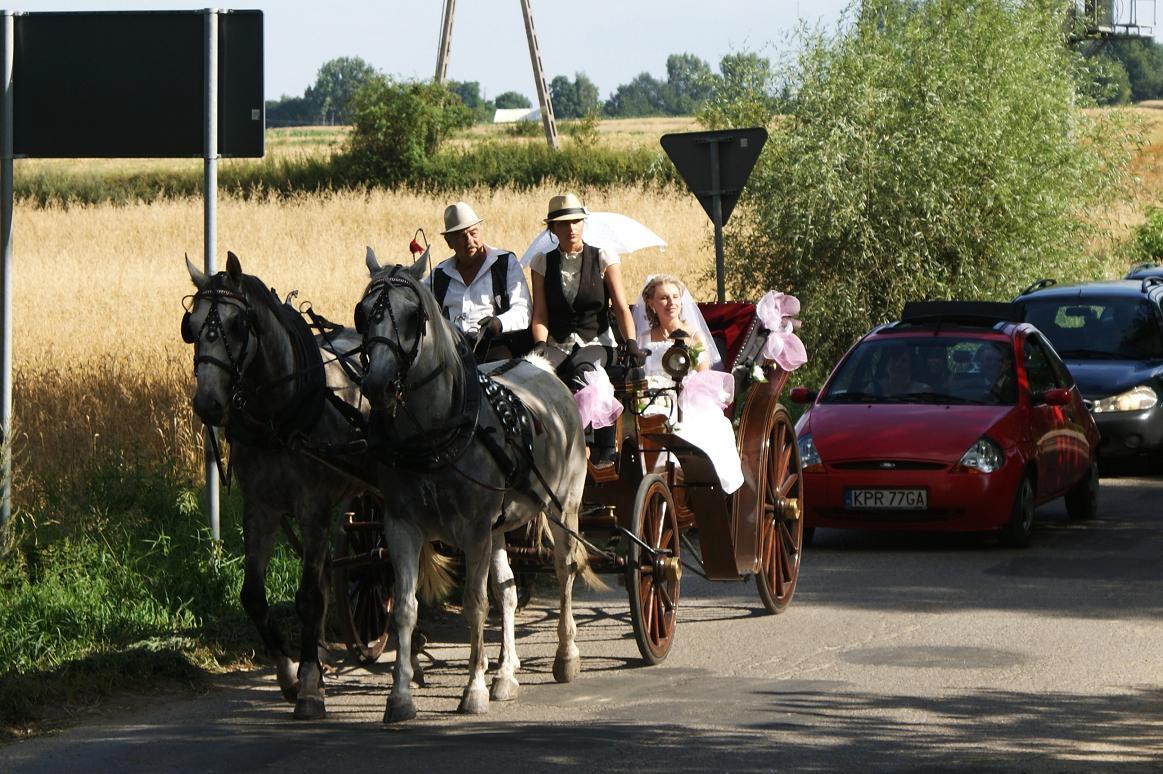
[184,252,370,720]
[355,248,589,722]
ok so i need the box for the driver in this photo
[426,201,532,363]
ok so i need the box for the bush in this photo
[342,76,473,185]
[714,0,1141,386]
[1134,206,1163,259]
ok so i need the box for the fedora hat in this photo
[441,201,483,234]
[545,193,588,223]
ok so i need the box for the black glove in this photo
[531,340,548,357]
[478,316,503,339]
[623,339,647,367]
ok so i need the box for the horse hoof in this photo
[552,655,580,684]
[458,686,490,715]
[490,675,520,702]
[292,696,326,721]
[383,699,417,724]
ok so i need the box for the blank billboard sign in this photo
[12,10,263,158]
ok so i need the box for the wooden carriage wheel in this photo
[333,500,393,664]
[754,405,804,614]
[627,474,681,665]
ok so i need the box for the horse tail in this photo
[535,511,608,592]
[417,542,457,605]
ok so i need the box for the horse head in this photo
[183,251,259,426]
[355,247,447,413]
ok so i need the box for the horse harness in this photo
[184,273,368,487]
[358,267,538,498]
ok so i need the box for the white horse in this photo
[355,249,590,721]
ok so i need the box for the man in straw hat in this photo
[427,201,533,362]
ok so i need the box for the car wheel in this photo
[1064,458,1099,521]
[1000,474,1035,548]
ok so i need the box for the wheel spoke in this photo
[779,472,799,498]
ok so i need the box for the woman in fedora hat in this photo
[528,193,637,462]
[426,200,532,362]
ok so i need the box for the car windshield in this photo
[1022,297,1163,360]
[821,337,1017,405]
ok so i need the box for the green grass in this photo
[0,460,301,735]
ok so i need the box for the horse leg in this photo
[383,519,422,723]
[550,483,584,683]
[240,504,298,703]
[292,508,331,721]
[488,532,520,702]
[458,537,492,714]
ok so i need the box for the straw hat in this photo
[441,201,483,234]
[545,193,588,223]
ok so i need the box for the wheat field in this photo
[9,182,712,497]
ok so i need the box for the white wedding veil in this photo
[632,275,723,370]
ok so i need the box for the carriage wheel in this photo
[754,406,804,614]
[627,474,681,665]
[333,502,393,664]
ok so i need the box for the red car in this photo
[792,301,1100,546]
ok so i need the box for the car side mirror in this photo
[789,386,818,404]
[1040,387,1070,406]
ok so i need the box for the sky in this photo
[17,0,856,100]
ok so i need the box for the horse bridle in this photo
[182,285,257,409]
[355,267,429,409]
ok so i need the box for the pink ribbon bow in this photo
[755,291,807,371]
[573,367,623,430]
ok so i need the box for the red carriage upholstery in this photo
[697,302,758,370]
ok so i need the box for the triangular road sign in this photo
[661,128,768,226]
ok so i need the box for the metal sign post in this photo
[0,12,12,533]
[204,8,220,543]
[661,128,768,302]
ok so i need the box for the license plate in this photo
[845,488,927,510]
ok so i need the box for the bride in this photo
[633,274,742,493]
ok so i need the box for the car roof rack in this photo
[898,300,1024,328]
[1143,276,1163,293]
[1018,278,1056,296]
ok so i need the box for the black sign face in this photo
[661,128,768,226]
[12,11,263,158]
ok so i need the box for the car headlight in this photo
[958,437,1004,473]
[1091,385,1158,413]
[798,434,822,469]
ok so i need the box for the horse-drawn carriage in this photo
[333,295,805,667]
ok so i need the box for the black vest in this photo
[545,243,609,343]
[432,251,532,357]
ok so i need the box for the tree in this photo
[604,73,667,117]
[664,53,715,114]
[712,0,1139,384]
[304,56,379,124]
[697,52,777,129]
[446,80,493,122]
[265,95,315,127]
[342,76,473,183]
[494,91,532,109]
[550,72,602,119]
[549,75,580,119]
[1077,53,1132,106]
[1107,38,1163,101]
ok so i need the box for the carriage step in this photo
[587,461,619,483]
[579,511,619,530]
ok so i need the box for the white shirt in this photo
[425,246,531,335]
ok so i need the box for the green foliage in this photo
[1133,205,1163,259]
[495,90,532,109]
[697,52,779,129]
[564,110,602,149]
[1105,38,1163,101]
[342,76,474,184]
[446,80,495,123]
[664,53,716,115]
[714,0,1141,387]
[0,461,301,727]
[305,56,380,124]
[505,120,543,138]
[550,73,602,119]
[1076,53,1132,106]
[604,72,668,117]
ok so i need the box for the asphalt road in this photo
[3,475,1161,773]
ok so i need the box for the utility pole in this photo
[519,0,559,150]
[435,0,454,83]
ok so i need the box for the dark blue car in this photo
[1016,277,1163,468]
